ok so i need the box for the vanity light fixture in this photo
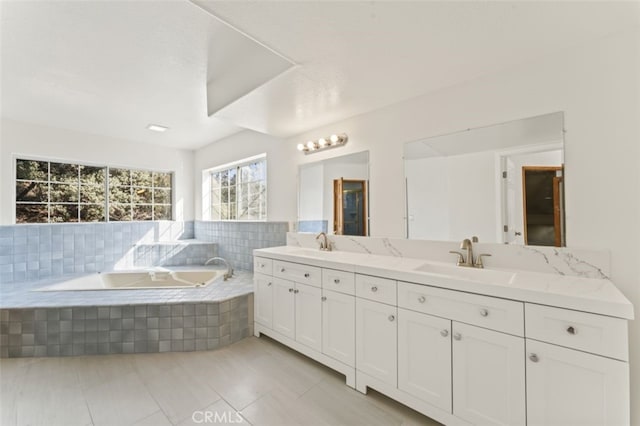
[146,124,169,132]
[297,133,348,154]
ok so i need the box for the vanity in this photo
[252,243,633,426]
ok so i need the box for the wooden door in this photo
[333,178,368,236]
[522,166,563,246]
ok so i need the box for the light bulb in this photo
[296,143,305,151]
[318,138,327,147]
[307,141,316,150]
[330,134,339,144]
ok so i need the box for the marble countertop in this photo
[254,246,634,319]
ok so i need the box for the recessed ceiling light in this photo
[147,124,168,132]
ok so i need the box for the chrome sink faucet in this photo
[316,232,331,251]
[204,257,233,280]
[449,238,491,268]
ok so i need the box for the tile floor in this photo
[0,336,441,426]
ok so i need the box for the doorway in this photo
[521,166,564,246]
[333,178,368,236]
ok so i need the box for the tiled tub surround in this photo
[195,221,288,272]
[0,271,253,358]
[131,240,217,268]
[288,232,611,279]
[0,221,195,284]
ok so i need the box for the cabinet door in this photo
[526,339,629,426]
[322,289,355,366]
[272,278,295,339]
[356,298,397,386]
[452,322,525,426]
[294,282,322,351]
[254,274,273,328]
[398,308,451,412]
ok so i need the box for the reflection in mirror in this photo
[298,151,369,236]
[404,112,565,246]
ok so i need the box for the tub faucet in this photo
[316,232,331,251]
[204,257,233,280]
[449,238,491,268]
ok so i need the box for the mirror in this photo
[404,112,565,246]
[298,151,369,236]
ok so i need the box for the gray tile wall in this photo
[0,221,194,283]
[0,295,251,358]
[132,242,217,267]
[194,221,288,272]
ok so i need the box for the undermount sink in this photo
[412,262,516,285]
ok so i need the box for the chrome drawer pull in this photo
[304,273,310,278]
[479,308,489,317]
[418,296,426,303]
[288,288,293,292]
[334,278,340,284]
[280,268,285,272]
[529,353,539,363]
[321,296,327,301]
[267,282,272,286]
[388,315,395,322]
[566,326,577,335]
[440,329,449,338]
[453,333,461,341]
[294,289,299,294]
[371,286,378,292]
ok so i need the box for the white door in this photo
[272,277,295,339]
[526,339,630,426]
[294,282,322,351]
[254,274,273,328]
[356,298,397,386]
[452,322,525,426]
[398,308,452,412]
[322,289,355,366]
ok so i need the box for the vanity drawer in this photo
[525,304,628,361]
[254,257,273,275]
[322,268,355,295]
[273,260,321,287]
[356,274,397,305]
[398,282,524,336]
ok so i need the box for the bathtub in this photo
[37,267,225,291]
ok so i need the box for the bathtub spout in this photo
[204,257,233,280]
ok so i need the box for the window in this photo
[209,156,266,221]
[15,158,173,223]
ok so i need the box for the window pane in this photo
[153,205,172,220]
[50,162,78,182]
[154,172,172,188]
[109,185,131,203]
[220,170,228,186]
[229,185,236,203]
[133,204,152,221]
[80,166,106,185]
[211,204,221,221]
[81,184,105,204]
[50,183,79,203]
[109,204,131,221]
[210,173,221,190]
[228,168,236,186]
[16,160,48,181]
[80,205,105,222]
[16,204,48,223]
[132,170,152,187]
[229,203,237,220]
[154,188,171,204]
[109,168,131,186]
[221,186,229,203]
[16,181,48,202]
[220,203,228,220]
[211,188,221,205]
[133,187,152,204]
[50,204,78,223]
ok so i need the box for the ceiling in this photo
[1,1,638,150]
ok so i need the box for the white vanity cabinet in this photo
[253,251,632,426]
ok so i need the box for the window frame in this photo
[203,154,267,222]
[13,155,174,224]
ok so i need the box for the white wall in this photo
[285,28,640,419]
[193,130,296,223]
[0,119,195,224]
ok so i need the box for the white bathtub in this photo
[37,268,225,291]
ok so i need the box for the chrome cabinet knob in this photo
[288,288,293,292]
[294,289,299,294]
[304,273,310,278]
[479,308,489,317]
[529,353,539,363]
[440,329,449,337]
[280,268,285,272]
[267,282,272,286]
[567,326,577,335]
[453,333,461,341]
[371,286,378,292]
[321,296,327,301]
[418,296,426,303]
[388,315,395,322]
[334,278,340,284]
[259,263,264,267]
